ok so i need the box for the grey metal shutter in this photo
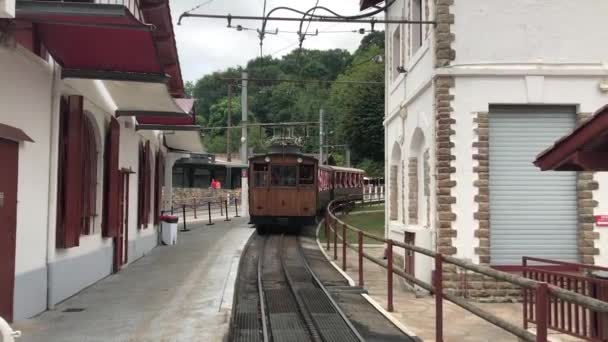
[489,106,577,265]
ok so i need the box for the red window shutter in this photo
[137,142,144,229]
[153,150,162,225]
[102,117,120,237]
[143,141,151,228]
[57,95,84,248]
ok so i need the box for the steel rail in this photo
[295,236,366,342]
[257,236,270,342]
[279,234,323,342]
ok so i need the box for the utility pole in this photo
[227,84,232,162]
[226,83,232,189]
[241,72,248,163]
[319,108,324,165]
[240,72,249,218]
[345,147,351,168]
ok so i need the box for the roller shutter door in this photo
[489,106,577,265]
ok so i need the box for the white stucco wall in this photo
[452,0,608,66]
[0,46,53,276]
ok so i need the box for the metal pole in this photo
[234,197,240,217]
[319,108,324,165]
[333,217,338,260]
[181,204,189,231]
[325,213,330,251]
[193,199,197,219]
[358,231,364,287]
[345,147,351,168]
[240,72,250,220]
[342,223,347,271]
[224,199,231,221]
[435,254,444,342]
[387,240,394,312]
[206,202,214,226]
[227,84,232,162]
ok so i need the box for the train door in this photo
[0,139,18,322]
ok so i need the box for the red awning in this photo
[16,1,165,79]
[360,0,384,10]
[0,123,34,143]
[534,104,608,171]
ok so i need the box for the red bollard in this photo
[358,231,364,287]
[435,253,443,342]
[387,240,393,312]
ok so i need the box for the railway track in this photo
[231,233,364,342]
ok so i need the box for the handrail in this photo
[326,199,608,342]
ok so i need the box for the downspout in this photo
[45,60,61,310]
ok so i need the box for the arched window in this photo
[389,143,401,221]
[81,115,98,234]
[56,96,99,248]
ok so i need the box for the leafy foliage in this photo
[189,32,385,176]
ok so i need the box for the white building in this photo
[0,0,203,322]
[362,0,608,296]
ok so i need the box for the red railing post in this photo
[523,257,528,330]
[435,253,443,342]
[387,239,394,312]
[536,282,549,342]
[325,212,330,251]
[342,223,347,271]
[333,217,338,260]
[358,230,364,287]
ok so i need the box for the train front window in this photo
[299,165,314,186]
[253,164,268,187]
[271,166,297,187]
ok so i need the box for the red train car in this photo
[248,152,365,233]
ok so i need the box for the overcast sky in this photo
[172,0,382,82]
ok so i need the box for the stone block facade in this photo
[171,188,241,208]
[408,157,419,224]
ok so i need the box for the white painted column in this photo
[163,152,184,212]
[240,169,249,218]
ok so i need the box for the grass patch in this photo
[349,204,385,213]
[319,209,385,245]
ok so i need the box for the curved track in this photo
[232,233,363,342]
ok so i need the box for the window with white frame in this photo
[391,26,401,81]
[411,0,422,55]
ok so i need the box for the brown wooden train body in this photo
[248,153,365,229]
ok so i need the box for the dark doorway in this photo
[404,232,416,281]
[0,138,18,322]
[113,170,131,272]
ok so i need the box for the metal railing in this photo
[94,0,144,21]
[161,196,241,230]
[522,257,608,341]
[325,199,608,342]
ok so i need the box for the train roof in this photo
[321,165,365,173]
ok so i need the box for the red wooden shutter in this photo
[143,141,151,228]
[137,142,144,229]
[102,117,120,237]
[57,95,84,248]
[153,150,162,225]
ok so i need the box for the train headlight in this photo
[297,157,303,163]
[265,156,271,162]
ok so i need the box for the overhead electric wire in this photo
[183,0,216,16]
[221,77,383,85]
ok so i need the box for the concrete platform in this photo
[13,218,254,342]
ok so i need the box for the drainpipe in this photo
[45,60,61,310]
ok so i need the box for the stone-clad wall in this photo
[576,113,600,265]
[170,188,241,208]
[434,0,457,295]
[408,157,419,224]
[473,112,490,265]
